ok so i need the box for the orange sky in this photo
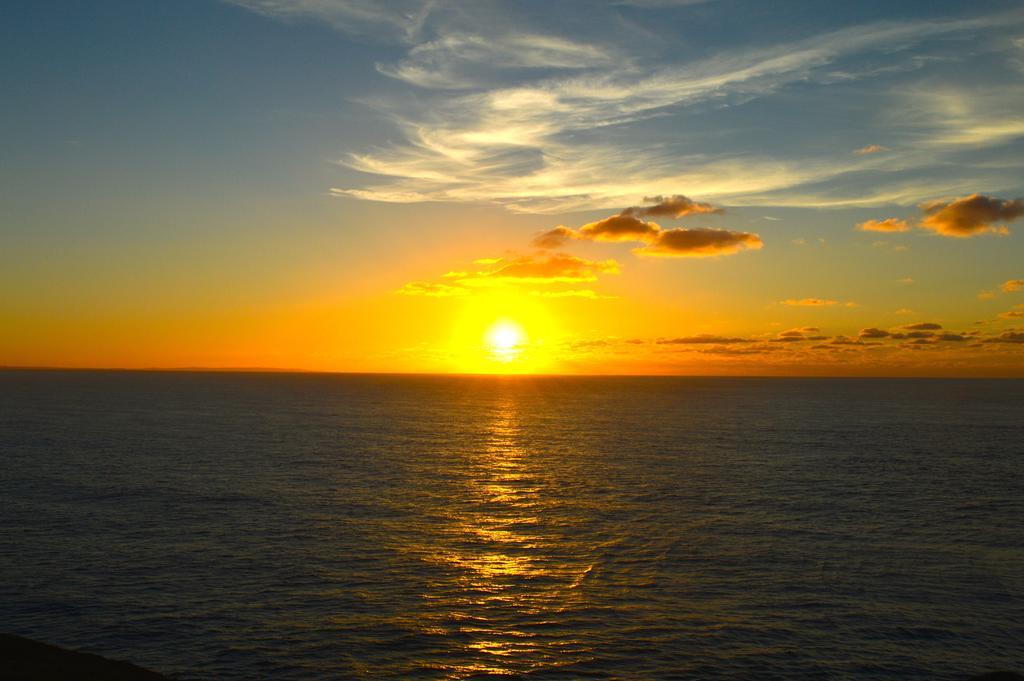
[3,2,1024,376]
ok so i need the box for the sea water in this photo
[1,371,1022,679]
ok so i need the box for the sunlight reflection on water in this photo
[427,391,590,677]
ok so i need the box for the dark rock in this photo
[0,634,171,680]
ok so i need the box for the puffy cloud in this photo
[1002,279,1024,293]
[854,144,889,155]
[857,218,909,232]
[633,227,763,258]
[578,214,660,242]
[919,194,1024,237]
[859,327,891,338]
[624,195,723,219]
[535,197,761,258]
[999,306,1024,319]
[903,322,942,330]
[533,226,577,249]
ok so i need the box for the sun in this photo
[448,293,558,374]
[486,320,524,351]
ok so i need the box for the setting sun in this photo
[486,320,524,352]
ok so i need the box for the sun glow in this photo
[486,320,524,351]
[449,294,558,374]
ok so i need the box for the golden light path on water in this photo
[420,389,593,678]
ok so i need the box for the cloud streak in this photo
[857,218,909,233]
[398,253,621,297]
[781,298,857,307]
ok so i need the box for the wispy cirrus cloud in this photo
[225,0,434,40]
[242,1,1024,213]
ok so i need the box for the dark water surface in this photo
[1,370,1022,679]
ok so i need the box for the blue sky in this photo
[5,0,1023,214]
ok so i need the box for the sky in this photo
[2,0,1024,376]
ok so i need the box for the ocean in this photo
[1,370,1022,679]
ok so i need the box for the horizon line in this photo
[2,365,1022,380]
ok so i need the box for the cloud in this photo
[902,322,942,330]
[303,1,1024,213]
[397,281,469,297]
[857,218,909,232]
[460,253,620,285]
[535,197,717,248]
[656,334,752,344]
[771,328,828,342]
[697,346,781,356]
[379,32,616,89]
[859,327,891,338]
[781,298,839,306]
[854,144,889,155]
[978,290,996,300]
[829,336,881,346]
[534,225,579,249]
[919,194,1024,237]
[535,198,761,258]
[573,214,661,243]
[999,305,1024,319]
[984,330,1024,343]
[894,330,937,339]
[398,253,621,297]
[624,195,723,219]
[225,0,433,40]
[1002,279,1024,293]
[633,228,763,258]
